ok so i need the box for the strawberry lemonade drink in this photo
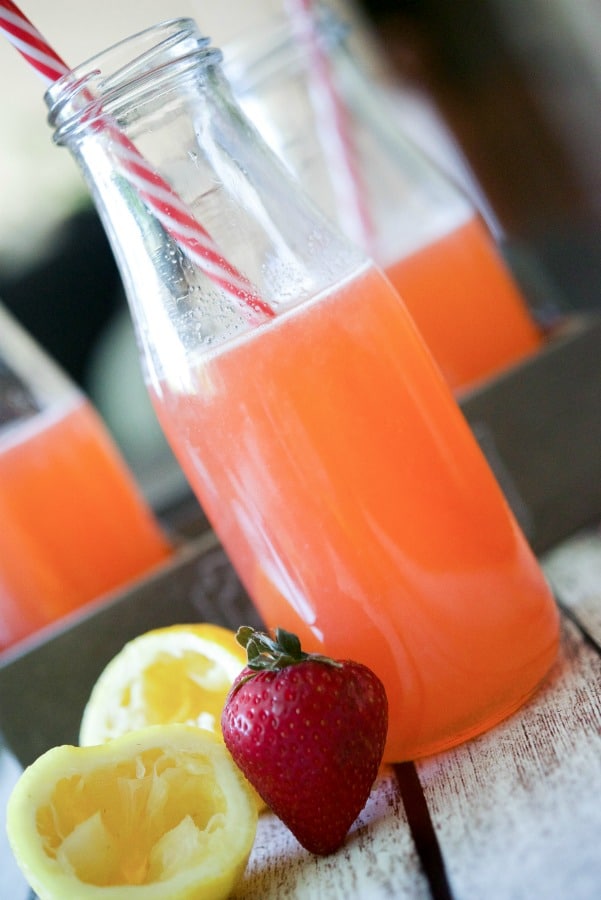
[43,18,558,763]
[0,307,171,651]
[382,213,542,392]
[151,262,559,762]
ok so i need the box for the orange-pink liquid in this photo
[151,264,559,761]
[384,216,543,392]
[0,396,171,650]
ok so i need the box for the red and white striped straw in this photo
[0,0,274,324]
[285,0,374,253]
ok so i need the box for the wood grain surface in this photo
[417,618,601,899]
[234,768,430,899]
[227,530,601,899]
[543,528,601,647]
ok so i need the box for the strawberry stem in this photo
[236,626,341,672]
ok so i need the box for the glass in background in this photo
[0,303,172,653]
[223,3,544,393]
[359,0,601,319]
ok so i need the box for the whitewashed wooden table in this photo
[2,526,600,900]
[229,528,601,900]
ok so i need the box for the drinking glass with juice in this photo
[223,7,543,392]
[0,303,171,651]
[45,18,559,761]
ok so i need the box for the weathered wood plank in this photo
[233,767,430,899]
[416,618,601,900]
[542,528,601,645]
[233,534,601,899]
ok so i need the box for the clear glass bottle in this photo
[223,6,544,393]
[0,303,171,651]
[45,18,558,761]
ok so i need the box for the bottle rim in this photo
[45,17,222,143]
[223,8,348,96]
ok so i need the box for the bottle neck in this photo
[45,18,222,145]
[41,16,366,380]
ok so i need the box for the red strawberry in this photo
[221,625,388,855]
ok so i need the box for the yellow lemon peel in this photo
[7,724,257,900]
[79,624,247,746]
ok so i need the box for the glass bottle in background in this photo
[223,4,544,393]
[45,18,558,761]
[0,303,172,652]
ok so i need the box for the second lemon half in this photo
[80,624,247,747]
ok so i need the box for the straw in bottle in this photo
[0,0,275,324]
[285,0,373,252]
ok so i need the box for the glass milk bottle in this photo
[223,5,543,393]
[45,18,558,761]
[0,303,171,652]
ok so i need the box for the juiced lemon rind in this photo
[79,624,246,747]
[7,724,257,900]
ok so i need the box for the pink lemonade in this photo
[151,263,559,762]
[383,215,543,393]
[0,395,171,651]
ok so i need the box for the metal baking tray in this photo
[459,313,601,552]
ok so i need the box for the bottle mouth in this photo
[223,7,348,95]
[45,17,222,142]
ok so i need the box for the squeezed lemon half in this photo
[7,724,257,899]
[79,624,247,746]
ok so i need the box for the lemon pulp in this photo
[7,726,257,900]
[80,624,247,746]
